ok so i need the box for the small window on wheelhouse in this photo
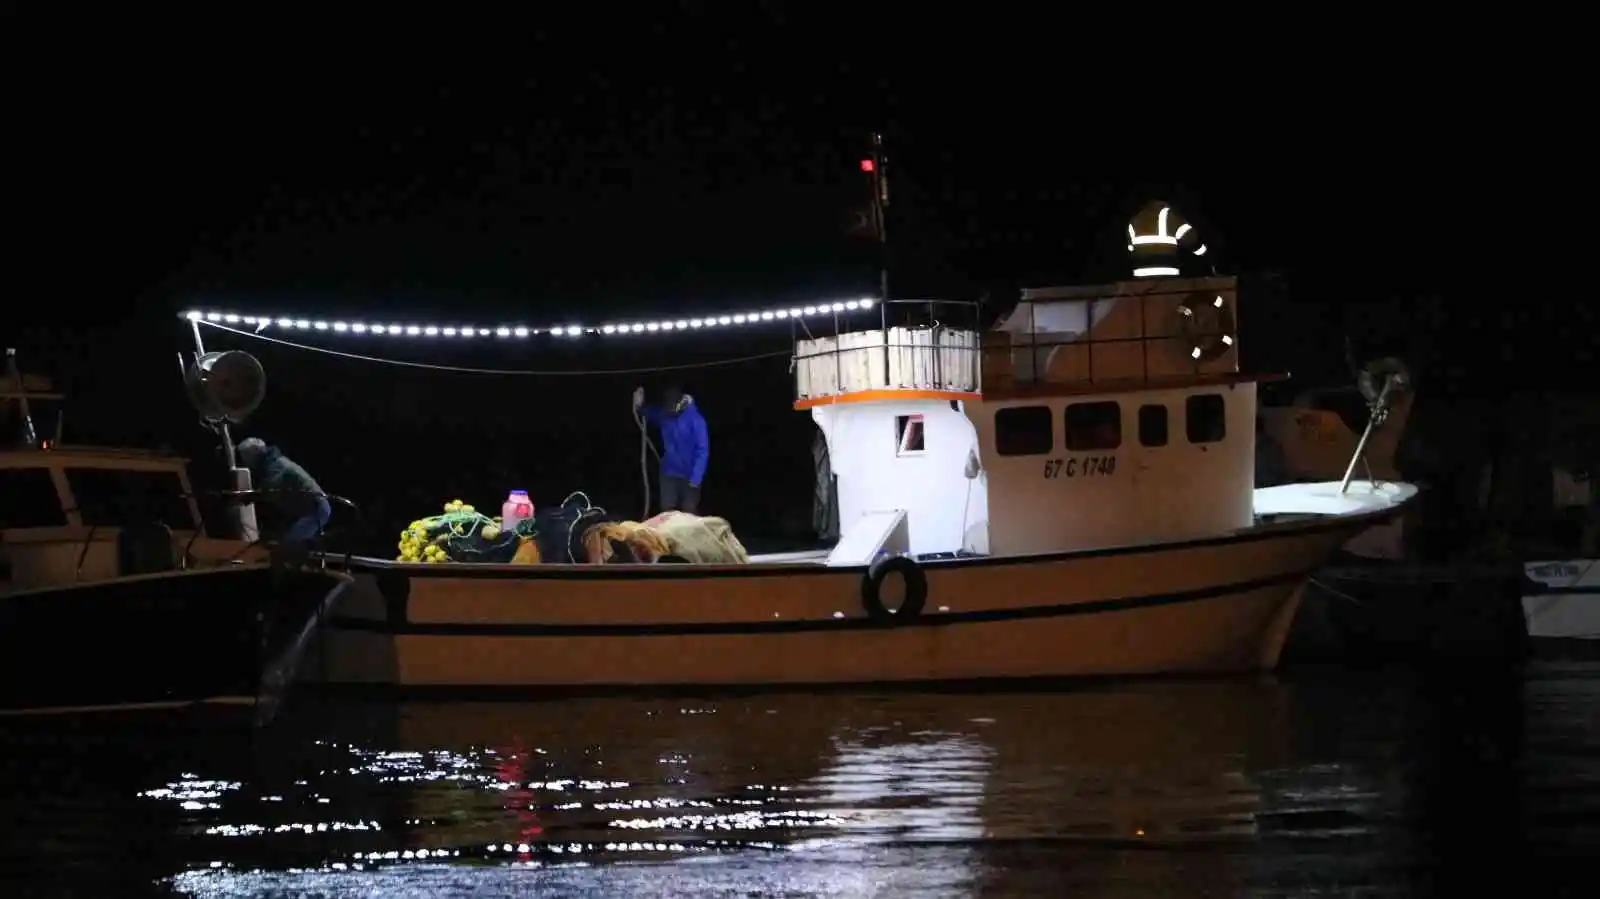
[1064,401,1121,451]
[1186,393,1227,444]
[0,468,67,528]
[63,468,195,530]
[895,414,925,455]
[1138,404,1169,447]
[994,405,1053,456]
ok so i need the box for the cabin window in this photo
[994,405,1053,456]
[1186,393,1227,444]
[0,468,67,528]
[63,468,195,530]
[1138,404,1169,447]
[1064,401,1121,451]
[895,414,926,456]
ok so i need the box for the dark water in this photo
[1,665,1595,898]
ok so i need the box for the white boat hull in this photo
[1523,560,1600,642]
[308,484,1410,690]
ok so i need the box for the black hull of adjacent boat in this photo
[1282,558,1532,667]
[0,565,350,723]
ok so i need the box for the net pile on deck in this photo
[394,493,749,565]
[396,499,533,564]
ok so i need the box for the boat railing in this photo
[981,277,1240,391]
[793,299,985,402]
[41,487,371,580]
[187,488,371,561]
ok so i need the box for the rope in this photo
[559,491,605,518]
[197,321,793,376]
[634,408,661,520]
[1309,576,1367,606]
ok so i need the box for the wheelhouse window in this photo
[0,468,67,528]
[994,405,1053,456]
[1138,404,1169,447]
[895,414,925,456]
[1064,401,1121,451]
[1186,394,1227,444]
[63,468,195,530]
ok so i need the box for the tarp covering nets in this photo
[582,511,751,564]
[645,511,750,563]
[394,493,749,565]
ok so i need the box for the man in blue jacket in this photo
[633,385,709,514]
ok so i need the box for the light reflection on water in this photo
[0,666,1594,897]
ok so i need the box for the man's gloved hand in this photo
[632,386,644,409]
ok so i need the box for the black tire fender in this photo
[860,554,928,623]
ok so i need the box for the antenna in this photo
[4,348,39,449]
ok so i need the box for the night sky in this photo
[7,9,1577,545]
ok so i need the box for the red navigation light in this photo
[860,159,875,172]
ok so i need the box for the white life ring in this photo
[1177,293,1236,363]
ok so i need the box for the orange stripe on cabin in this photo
[793,388,983,410]
[792,374,1289,410]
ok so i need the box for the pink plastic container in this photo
[501,490,534,532]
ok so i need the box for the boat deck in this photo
[748,549,830,565]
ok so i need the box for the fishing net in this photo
[392,493,756,565]
[395,500,537,564]
[533,492,613,564]
[395,492,612,564]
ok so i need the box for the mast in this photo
[857,131,894,364]
[859,131,892,308]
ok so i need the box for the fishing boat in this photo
[1256,357,1415,560]
[1519,405,1599,649]
[179,201,1418,692]
[0,348,352,721]
[1262,363,1594,662]
[1523,554,1600,650]
[1260,362,1533,664]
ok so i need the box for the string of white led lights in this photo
[190,321,798,376]
[180,297,875,338]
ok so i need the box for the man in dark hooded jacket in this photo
[236,437,331,543]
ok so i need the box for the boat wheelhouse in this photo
[796,274,1264,563]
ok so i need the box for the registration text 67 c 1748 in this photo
[1042,455,1117,479]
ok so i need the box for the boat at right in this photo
[1260,353,1599,661]
[1523,560,1600,648]
[1521,399,1599,651]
